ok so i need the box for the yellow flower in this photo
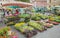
[49,17,55,21]
[15,22,25,27]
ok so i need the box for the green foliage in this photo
[54,20,60,23]
[40,15,48,20]
[15,23,34,32]
[19,14,30,18]
[0,27,9,36]
[31,16,41,21]
[16,0,30,2]
[54,16,60,22]
[29,21,44,31]
[31,13,41,21]
[0,30,4,36]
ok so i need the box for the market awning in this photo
[4,6,20,9]
[1,1,33,8]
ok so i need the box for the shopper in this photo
[8,9,13,16]
[14,9,19,16]
[5,10,9,17]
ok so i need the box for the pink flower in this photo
[12,36,17,38]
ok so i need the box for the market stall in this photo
[1,1,33,8]
[0,1,60,38]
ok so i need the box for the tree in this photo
[16,0,30,2]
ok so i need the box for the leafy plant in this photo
[15,22,35,33]
[28,21,44,31]
[16,0,30,2]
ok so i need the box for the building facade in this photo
[30,0,48,7]
[47,0,60,7]
[30,0,60,7]
[0,0,14,1]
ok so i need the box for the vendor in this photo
[4,9,9,17]
[15,9,19,14]
[8,9,13,16]
[14,9,19,16]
